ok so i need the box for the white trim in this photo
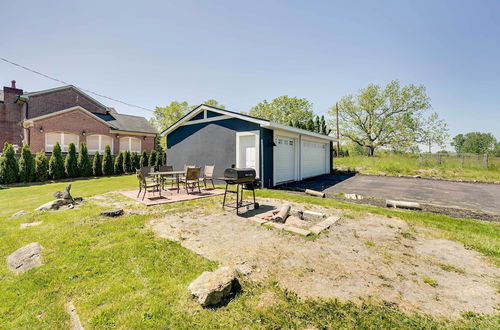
[236,131,260,178]
[119,136,142,153]
[272,132,300,186]
[109,129,156,137]
[87,134,114,155]
[180,115,231,126]
[23,106,112,128]
[44,131,80,152]
[264,122,336,141]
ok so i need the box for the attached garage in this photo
[162,104,336,188]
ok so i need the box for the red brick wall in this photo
[0,87,24,151]
[27,88,107,119]
[29,108,155,154]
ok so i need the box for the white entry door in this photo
[274,136,295,184]
[237,133,259,176]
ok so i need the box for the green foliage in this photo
[150,101,190,132]
[330,80,431,156]
[77,142,92,177]
[451,132,497,154]
[123,151,132,173]
[18,144,35,183]
[148,150,157,167]
[34,151,49,182]
[64,143,79,178]
[0,142,19,184]
[416,112,449,153]
[102,145,114,176]
[131,152,140,170]
[140,151,148,167]
[92,152,102,176]
[249,95,314,125]
[114,152,124,174]
[48,142,65,180]
[201,99,225,109]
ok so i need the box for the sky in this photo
[2,0,499,148]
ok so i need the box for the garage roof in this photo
[161,104,337,141]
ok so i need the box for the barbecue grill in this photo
[220,168,259,214]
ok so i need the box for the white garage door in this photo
[274,136,295,183]
[301,140,328,178]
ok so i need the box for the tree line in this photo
[0,142,164,184]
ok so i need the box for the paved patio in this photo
[120,187,226,206]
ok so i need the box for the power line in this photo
[0,56,155,113]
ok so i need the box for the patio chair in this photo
[200,165,215,189]
[159,165,175,188]
[136,170,161,200]
[140,166,158,183]
[179,164,195,181]
[180,167,201,194]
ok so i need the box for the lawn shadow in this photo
[274,170,357,192]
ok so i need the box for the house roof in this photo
[18,85,109,110]
[161,104,336,141]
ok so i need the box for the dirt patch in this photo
[149,198,500,318]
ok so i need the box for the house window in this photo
[45,132,79,152]
[87,134,114,154]
[119,137,141,152]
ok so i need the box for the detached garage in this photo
[162,104,336,188]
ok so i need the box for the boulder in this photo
[11,210,28,218]
[188,266,238,306]
[100,209,124,217]
[36,199,68,211]
[7,242,43,274]
[53,184,74,202]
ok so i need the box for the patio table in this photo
[153,170,185,193]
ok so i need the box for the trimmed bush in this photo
[49,142,65,180]
[123,150,132,173]
[140,151,148,167]
[148,150,157,167]
[131,152,140,171]
[92,151,102,176]
[155,152,164,167]
[64,143,79,178]
[78,142,92,177]
[18,144,35,183]
[0,142,19,184]
[102,145,113,176]
[114,152,124,174]
[34,151,49,182]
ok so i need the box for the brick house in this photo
[0,81,156,154]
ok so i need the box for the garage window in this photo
[45,132,79,152]
[119,137,141,152]
[87,135,114,154]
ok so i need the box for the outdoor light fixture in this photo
[116,134,120,139]
[39,127,43,133]
[82,130,86,136]
[143,136,146,140]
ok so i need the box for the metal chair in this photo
[180,167,201,194]
[159,165,175,189]
[136,170,161,200]
[201,165,215,189]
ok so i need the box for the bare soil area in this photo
[149,197,500,318]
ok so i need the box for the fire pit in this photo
[220,168,259,214]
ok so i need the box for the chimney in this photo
[11,80,16,89]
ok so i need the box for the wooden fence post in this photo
[460,154,464,169]
[418,153,422,165]
[483,154,489,168]
[437,153,442,165]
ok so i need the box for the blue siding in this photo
[207,110,223,118]
[188,112,204,121]
[260,128,274,188]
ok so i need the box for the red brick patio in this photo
[120,187,226,206]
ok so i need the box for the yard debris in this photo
[66,301,84,330]
[284,226,311,236]
[300,210,325,220]
[345,193,364,200]
[7,242,43,274]
[235,263,254,276]
[36,184,82,211]
[285,215,308,228]
[305,189,326,198]
[386,200,422,210]
[11,210,28,218]
[100,209,125,217]
[188,266,238,306]
[309,216,340,235]
[20,221,42,229]
[272,204,291,223]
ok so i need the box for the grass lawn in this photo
[335,154,500,182]
[1,176,499,328]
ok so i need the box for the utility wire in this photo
[0,56,155,113]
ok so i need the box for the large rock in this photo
[36,199,68,211]
[100,209,124,217]
[7,242,43,274]
[11,210,28,218]
[188,266,238,306]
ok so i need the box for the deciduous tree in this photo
[416,112,449,153]
[249,96,314,125]
[150,101,190,132]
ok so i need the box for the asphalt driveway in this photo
[286,174,500,214]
